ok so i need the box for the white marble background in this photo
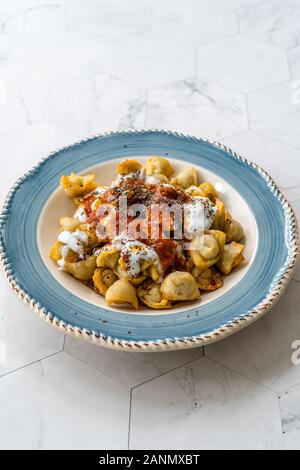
[0,0,300,450]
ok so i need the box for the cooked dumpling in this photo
[193,267,222,291]
[52,159,248,310]
[185,185,206,197]
[185,255,195,273]
[145,173,169,184]
[50,240,79,263]
[170,167,198,189]
[77,224,99,248]
[225,219,244,243]
[58,229,90,257]
[59,217,80,232]
[64,256,97,281]
[148,264,162,283]
[138,280,171,309]
[118,159,142,175]
[90,198,103,212]
[129,275,147,286]
[196,234,220,259]
[60,173,97,198]
[114,264,146,286]
[105,279,139,309]
[190,230,226,273]
[117,241,158,278]
[217,242,245,275]
[211,198,226,231]
[145,156,174,177]
[97,246,120,269]
[93,267,118,296]
[199,182,218,202]
[161,271,200,301]
[73,186,107,206]
[50,240,64,262]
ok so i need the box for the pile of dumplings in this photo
[50,156,246,310]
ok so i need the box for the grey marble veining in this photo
[238,0,300,48]
[147,78,248,140]
[280,410,300,450]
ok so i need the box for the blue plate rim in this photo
[0,129,298,352]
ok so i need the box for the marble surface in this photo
[0,0,300,450]
[238,0,300,48]
[148,79,248,140]
[288,47,300,79]
[130,358,283,450]
[197,35,290,93]
[280,384,300,450]
[248,82,300,149]
[0,352,130,450]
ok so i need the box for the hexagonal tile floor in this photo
[1,0,300,450]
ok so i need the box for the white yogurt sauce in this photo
[93,186,108,195]
[145,175,161,185]
[117,171,141,184]
[116,169,169,186]
[57,244,70,269]
[58,230,89,257]
[74,206,87,223]
[111,236,160,277]
[184,197,216,234]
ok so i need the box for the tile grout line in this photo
[127,389,133,450]
[150,64,279,97]
[62,349,129,388]
[276,394,286,449]
[63,346,203,390]
[205,356,280,395]
[146,75,195,93]
[244,93,250,132]
[250,129,300,153]
[249,129,300,152]
[248,127,300,152]
[144,91,149,128]
[245,79,292,97]
[284,48,294,81]
[281,184,300,191]
[6,58,148,93]
[0,349,62,380]
[131,349,205,391]
[220,129,248,142]
[196,40,290,97]
[279,378,300,398]
[196,74,252,97]
[279,405,300,422]
[237,30,286,50]
[222,130,300,162]
[195,33,238,52]
[194,44,198,78]
[236,7,240,35]
[98,71,148,92]
[130,349,281,402]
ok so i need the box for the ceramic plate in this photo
[0,131,298,351]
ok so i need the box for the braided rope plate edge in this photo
[0,129,299,352]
